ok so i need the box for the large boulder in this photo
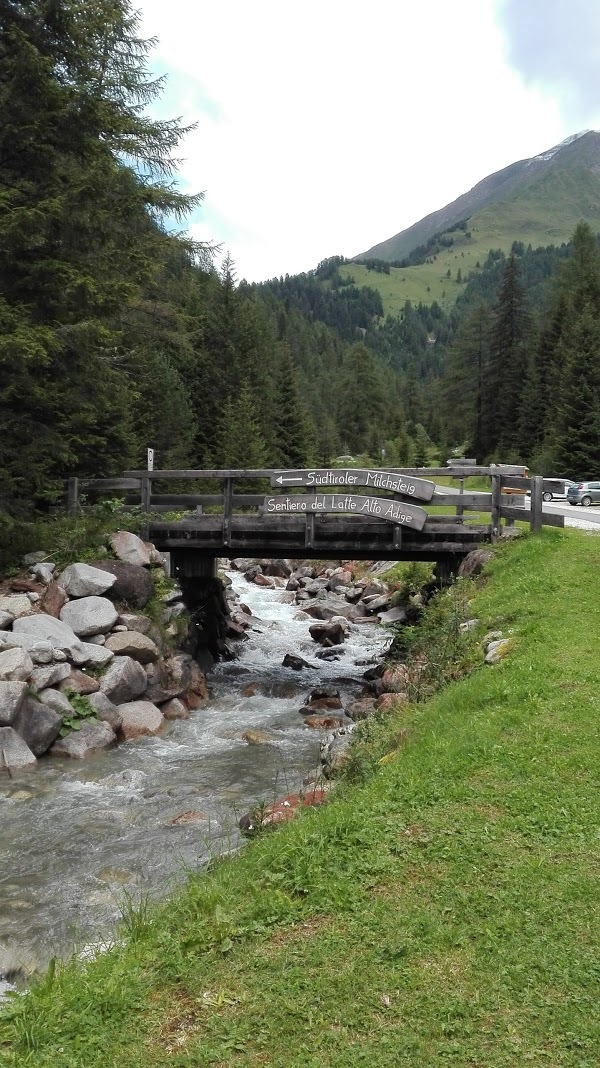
[86,691,123,731]
[303,686,342,711]
[0,647,33,682]
[42,581,67,618]
[57,563,117,598]
[12,696,62,756]
[75,642,114,668]
[29,662,71,692]
[100,656,147,704]
[104,631,159,663]
[0,594,33,619]
[117,613,151,634]
[160,697,190,720]
[458,548,493,578]
[90,561,154,609]
[36,688,73,717]
[59,669,100,696]
[117,700,164,740]
[0,727,37,770]
[110,531,152,567]
[344,697,378,721]
[320,728,354,777]
[0,681,28,726]
[13,614,82,657]
[0,611,14,630]
[308,621,345,646]
[144,654,193,704]
[60,596,119,637]
[50,720,116,759]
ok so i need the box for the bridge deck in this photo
[147,514,490,563]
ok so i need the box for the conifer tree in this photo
[484,255,530,457]
[271,347,313,467]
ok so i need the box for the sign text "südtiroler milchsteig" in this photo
[270,469,435,502]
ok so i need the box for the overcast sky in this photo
[138,0,600,282]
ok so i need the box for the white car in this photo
[526,478,576,502]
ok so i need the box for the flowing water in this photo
[0,569,389,982]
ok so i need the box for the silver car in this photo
[566,481,600,506]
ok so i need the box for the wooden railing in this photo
[65,465,564,548]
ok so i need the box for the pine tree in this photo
[552,310,600,478]
[216,386,267,469]
[271,347,313,467]
[485,255,530,457]
[441,301,493,458]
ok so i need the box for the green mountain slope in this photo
[347,131,600,314]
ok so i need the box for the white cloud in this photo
[138,0,568,281]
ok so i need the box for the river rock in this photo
[28,641,54,665]
[11,615,77,657]
[320,727,354,777]
[59,669,101,695]
[117,613,151,634]
[0,647,33,682]
[361,594,391,613]
[263,559,292,577]
[100,656,147,704]
[241,729,274,744]
[60,596,119,637]
[160,698,190,720]
[0,727,37,770]
[0,681,28,726]
[117,700,164,740]
[36,688,73,717]
[377,606,408,625]
[309,621,345,646]
[29,562,55,585]
[50,720,116,759]
[89,561,154,608]
[303,686,342,710]
[86,692,123,730]
[13,697,62,756]
[458,548,494,578]
[380,665,411,694]
[57,563,117,598]
[76,642,114,667]
[303,714,345,729]
[144,654,193,703]
[0,611,13,630]
[42,580,67,618]
[314,648,343,661]
[100,769,148,789]
[29,662,71,691]
[104,631,159,664]
[376,692,409,711]
[0,594,32,619]
[282,654,315,671]
[110,531,152,567]
[344,697,378,721]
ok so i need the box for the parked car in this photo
[526,479,576,501]
[566,481,600,506]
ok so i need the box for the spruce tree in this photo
[485,255,530,458]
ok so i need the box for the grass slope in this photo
[2,529,600,1066]
[345,162,600,315]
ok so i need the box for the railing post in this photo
[530,475,543,534]
[456,476,464,520]
[304,512,315,550]
[67,477,79,515]
[491,474,501,542]
[140,475,151,513]
[222,477,233,547]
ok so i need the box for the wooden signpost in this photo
[270,468,436,501]
[261,493,428,531]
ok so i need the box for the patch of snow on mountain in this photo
[532,130,592,163]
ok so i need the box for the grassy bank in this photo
[2,529,600,1066]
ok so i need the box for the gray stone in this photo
[0,595,33,619]
[36,689,73,717]
[0,612,14,631]
[320,728,354,777]
[29,563,55,585]
[100,656,147,704]
[86,692,123,731]
[485,638,513,664]
[76,643,114,668]
[117,700,164,740]
[59,670,100,695]
[29,662,71,691]
[0,681,28,726]
[89,560,154,608]
[27,592,40,603]
[377,606,408,625]
[0,727,37,770]
[86,634,106,646]
[458,548,494,578]
[57,563,117,598]
[50,721,116,759]
[13,697,62,756]
[308,621,345,646]
[0,647,33,682]
[52,649,67,662]
[144,654,193,704]
[160,697,190,720]
[105,631,159,663]
[100,768,148,789]
[110,531,152,567]
[60,596,119,637]
[12,614,82,656]
[29,641,54,665]
[345,697,378,721]
[117,614,151,634]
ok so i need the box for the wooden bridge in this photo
[67,464,563,577]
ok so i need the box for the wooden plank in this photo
[490,474,501,541]
[260,494,428,531]
[82,478,142,491]
[222,477,233,547]
[500,505,564,528]
[124,465,529,481]
[271,468,436,501]
[529,476,543,534]
[124,469,275,480]
[67,477,79,515]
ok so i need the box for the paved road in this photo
[543,500,600,529]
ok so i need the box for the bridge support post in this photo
[433,555,459,587]
[67,477,79,515]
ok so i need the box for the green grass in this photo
[2,528,600,1066]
